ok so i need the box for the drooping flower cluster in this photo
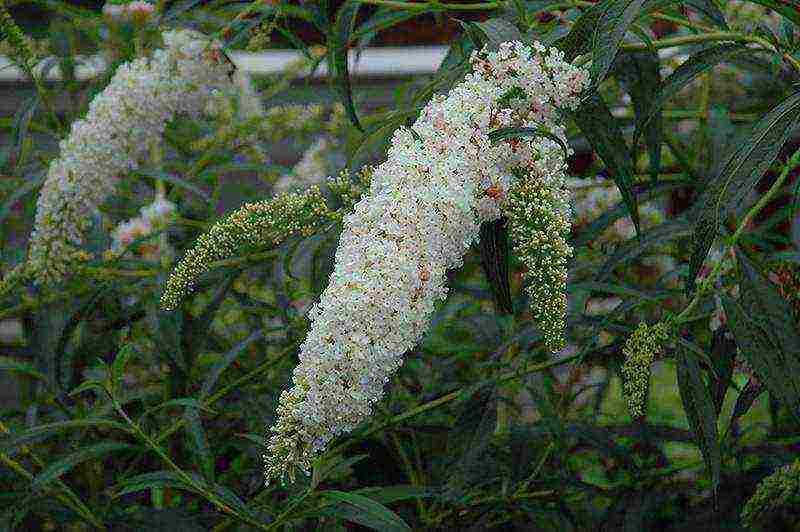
[620,321,671,419]
[263,41,588,483]
[107,195,176,262]
[741,459,800,527]
[28,29,236,284]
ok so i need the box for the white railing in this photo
[0,46,450,82]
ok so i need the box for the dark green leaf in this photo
[708,328,737,416]
[0,356,46,381]
[354,485,431,505]
[572,92,640,236]
[559,2,603,61]
[675,345,721,499]
[479,219,512,315]
[614,51,662,182]
[730,376,765,422]
[199,330,263,400]
[591,0,646,85]
[460,18,523,51]
[723,257,800,422]
[134,169,211,205]
[114,471,201,497]
[598,218,692,279]
[746,0,800,27]
[330,0,363,131]
[31,442,138,490]
[184,407,214,482]
[320,490,412,532]
[111,343,138,389]
[634,44,751,149]
[0,418,131,454]
[488,126,570,160]
[688,91,800,292]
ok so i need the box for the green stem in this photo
[111,395,271,530]
[674,147,800,325]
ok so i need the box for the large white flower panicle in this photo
[264,41,589,483]
[28,29,236,284]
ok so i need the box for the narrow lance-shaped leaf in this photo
[572,92,640,236]
[722,288,800,422]
[558,2,603,61]
[488,126,571,160]
[479,219,513,315]
[320,490,412,532]
[330,0,363,131]
[687,91,800,292]
[614,50,662,182]
[634,44,752,149]
[460,18,523,51]
[31,442,139,490]
[675,344,721,500]
[591,0,647,85]
[730,376,765,423]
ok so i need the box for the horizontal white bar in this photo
[0,46,450,82]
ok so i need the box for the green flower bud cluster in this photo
[506,176,572,353]
[160,186,336,310]
[621,322,671,419]
[0,4,37,76]
[742,460,800,527]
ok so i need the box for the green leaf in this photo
[354,485,431,505]
[746,0,800,27]
[184,407,214,482]
[708,328,737,416]
[559,2,603,61]
[460,18,523,51]
[199,330,263,400]
[142,398,216,418]
[478,219,513,315]
[114,471,200,497]
[320,490,412,532]
[134,169,211,205]
[723,257,800,422]
[572,92,640,237]
[111,343,138,389]
[0,418,131,454]
[675,345,721,499]
[730,376,765,422]
[598,218,692,279]
[0,356,46,381]
[634,44,752,149]
[591,0,647,85]
[488,126,570,160]
[31,442,138,490]
[614,50,662,182]
[330,0,363,132]
[688,91,800,292]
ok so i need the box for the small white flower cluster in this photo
[108,195,176,262]
[102,0,155,22]
[264,41,588,483]
[29,29,236,284]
